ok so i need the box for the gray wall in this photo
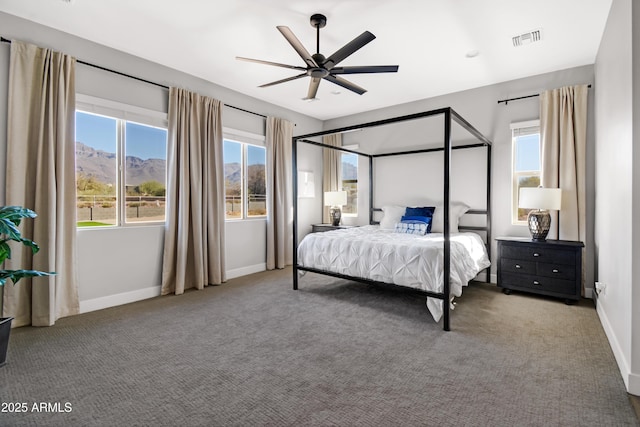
[0,12,323,310]
[322,65,596,289]
[594,0,640,395]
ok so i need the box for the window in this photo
[511,120,541,224]
[341,152,358,215]
[75,95,168,227]
[223,129,266,220]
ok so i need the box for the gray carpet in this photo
[0,268,637,426]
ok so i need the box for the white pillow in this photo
[430,202,470,233]
[379,205,405,229]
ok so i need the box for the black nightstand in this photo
[496,237,584,304]
[311,224,357,233]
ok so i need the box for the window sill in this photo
[225,217,267,223]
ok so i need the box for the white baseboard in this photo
[79,286,161,314]
[596,302,640,395]
[78,264,266,314]
[629,373,640,396]
[226,263,266,280]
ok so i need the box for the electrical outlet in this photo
[595,281,606,295]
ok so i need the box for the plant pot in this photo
[0,317,13,367]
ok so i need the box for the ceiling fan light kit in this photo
[237,13,399,100]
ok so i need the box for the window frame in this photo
[223,128,267,221]
[76,94,168,228]
[511,119,541,225]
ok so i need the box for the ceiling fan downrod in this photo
[310,13,326,56]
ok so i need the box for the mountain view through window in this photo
[75,111,168,226]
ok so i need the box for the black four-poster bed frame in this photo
[292,107,492,331]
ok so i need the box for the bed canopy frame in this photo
[292,107,492,331]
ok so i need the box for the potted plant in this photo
[0,206,55,366]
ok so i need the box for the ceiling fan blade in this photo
[259,72,308,88]
[277,26,318,68]
[305,78,321,99]
[324,31,376,70]
[236,56,307,71]
[330,65,399,74]
[324,75,367,95]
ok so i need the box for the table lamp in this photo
[519,187,562,241]
[324,191,347,226]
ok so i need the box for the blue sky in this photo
[515,134,540,171]
[76,111,167,160]
[224,140,265,165]
[342,152,358,167]
[126,122,168,159]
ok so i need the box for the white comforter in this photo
[297,225,490,321]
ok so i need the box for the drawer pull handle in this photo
[552,269,559,273]
[533,253,540,257]
[515,264,521,269]
[533,280,540,285]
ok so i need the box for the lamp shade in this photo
[324,191,347,206]
[519,187,562,210]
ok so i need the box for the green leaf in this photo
[0,269,55,286]
[20,238,40,254]
[0,206,37,222]
[0,217,22,241]
[0,207,51,289]
[0,206,36,243]
[0,241,10,263]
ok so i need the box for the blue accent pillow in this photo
[394,220,430,235]
[401,215,433,232]
[405,206,435,218]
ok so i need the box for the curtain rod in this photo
[0,36,268,120]
[497,84,592,105]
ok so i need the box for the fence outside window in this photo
[77,195,166,225]
[225,194,266,219]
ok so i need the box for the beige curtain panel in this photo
[4,40,80,327]
[540,84,588,294]
[322,133,343,223]
[540,84,588,242]
[161,87,226,295]
[266,117,294,270]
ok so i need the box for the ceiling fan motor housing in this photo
[312,53,326,66]
[309,68,329,78]
[310,14,327,28]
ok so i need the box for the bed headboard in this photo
[370,205,491,245]
[370,207,489,229]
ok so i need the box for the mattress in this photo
[297,225,490,321]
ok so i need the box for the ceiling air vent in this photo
[512,29,542,47]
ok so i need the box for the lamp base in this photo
[329,206,342,226]
[527,209,551,241]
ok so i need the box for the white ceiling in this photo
[0,0,612,120]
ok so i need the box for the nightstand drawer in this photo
[500,258,536,275]
[537,262,576,280]
[500,245,575,265]
[501,272,576,296]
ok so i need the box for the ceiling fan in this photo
[236,13,399,100]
